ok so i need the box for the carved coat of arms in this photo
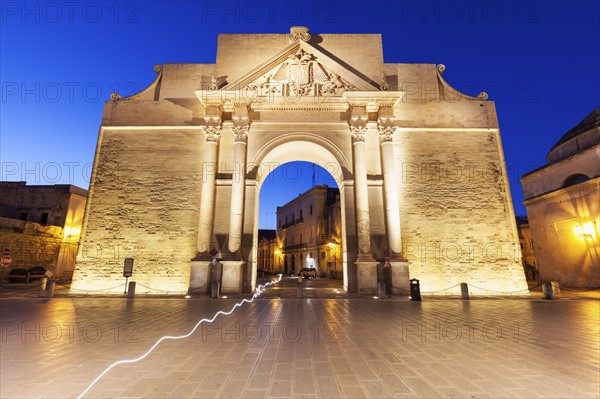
[244,48,358,97]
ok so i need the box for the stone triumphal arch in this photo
[71,27,528,295]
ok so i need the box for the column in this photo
[197,123,221,253]
[228,122,249,252]
[378,124,402,256]
[379,122,410,294]
[350,124,374,261]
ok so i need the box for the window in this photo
[310,204,313,215]
[18,213,27,221]
[562,173,590,188]
[300,209,303,219]
[40,213,49,225]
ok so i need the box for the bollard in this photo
[551,281,561,297]
[409,278,421,301]
[45,280,55,298]
[40,277,47,291]
[542,282,553,299]
[211,282,220,299]
[127,281,136,298]
[460,283,469,300]
[297,277,303,298]
[378,282,386,298]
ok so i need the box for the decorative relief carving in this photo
[379,75,391,91]
[201,124,222,142]
[437,64,446,73]
[222,98,235,112]
[366,99,379,113]
[242,48,358,97]
[378,125,396,143]
[289,26,311,42]
[207,73,219,91]
[153,64,162,73]
[349,125,368,143]
[478,91,489,100]
[231,123,250,143]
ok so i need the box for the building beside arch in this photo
[521,106,600,288]
[276,184,342,279]
[71,27,528,295]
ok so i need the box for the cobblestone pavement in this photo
[0,282,598,398]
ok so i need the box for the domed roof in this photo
[547,106,600,163]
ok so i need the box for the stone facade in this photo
[0,182,87,278]
[72,27,528,295]
[276,185,342,279]
[521,107,600,288]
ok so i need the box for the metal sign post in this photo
[123,258,134,294]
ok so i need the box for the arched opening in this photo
[249,137,349,293]
[562,173,590,188]
[258,161,342,280]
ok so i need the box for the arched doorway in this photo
[248,136,352,292]
[258,160,343,283]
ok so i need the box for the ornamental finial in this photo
[290,26,311,42]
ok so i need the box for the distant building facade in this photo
[276,185,342,278]
[521,106,600,288]
[257,229,277,273]
[516,216,538,281]
[0,182,87,277]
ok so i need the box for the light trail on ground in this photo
[77,274,282,399]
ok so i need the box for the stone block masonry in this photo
[71,129,203,294]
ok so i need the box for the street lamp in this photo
[274,249,282,273]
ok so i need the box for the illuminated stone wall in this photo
[523,179,599,287]
[396,126,528,295]
[71,130,202,294]
[0,218,62,275]
[0,183,87,278]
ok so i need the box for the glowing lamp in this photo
[583,222,596,238]
[576,222,597,239]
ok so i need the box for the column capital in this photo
[378,125,396,143]
[231,119,251,143]
[349,125,368,143]
[201,125,222,142]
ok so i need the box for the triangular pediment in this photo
[222,40,380,97]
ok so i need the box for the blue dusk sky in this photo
[1,1,598,230]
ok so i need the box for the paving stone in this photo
[0,294,598,399]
